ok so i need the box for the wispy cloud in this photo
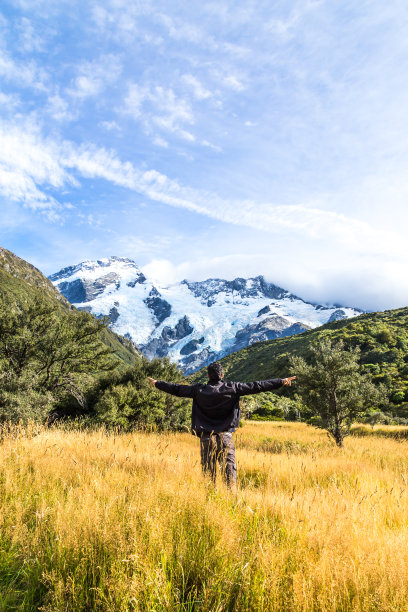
[16,17,45,53]
[0,48,47,89]
[152,135,169,148]
[222,74,245,91]
[157,13,214,47]
[0,91,20,110]
[99,120,121,132]
[46,92,76,121]
[1,117,404,267]
[124,82,195,139]
[0,119,73,216]
[67,54,122,100]
[90,2,146,43]
[181,74,212,100]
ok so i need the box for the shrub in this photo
[92,358,191,431]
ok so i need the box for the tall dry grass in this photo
[1,421,408,611]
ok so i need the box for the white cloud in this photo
[152,135,169,147]
[178,130,195,142]
[141,258,180,284]
[90,1,213,49]
[124,83,195,139]
[0,49,47,89]
[91,4,115,29]
[182,74,212,100]
[123,83,145,119]
[7,0,65,9]
[90,1,146,43]
[223,75,245,91]
[17,17,45,53]
[264,1,323,41]
[0,119,74,214]
[61,142,137,189]
[99,120,121,132]
[140,247,408,312]
[67,54,122,99]
[76,211,105,229]
[59,139,406,266]
[69,75,101,99]
[46,93,76,121]
[0,92,20,110]
[2,116,403,260]
[157,13,212,46]
[0,164,56,208]
[1,114,407,310]
[147,86,194,129]
[141,255,267,286]
[201,139,222,152]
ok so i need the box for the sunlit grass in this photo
[1,421,408,611]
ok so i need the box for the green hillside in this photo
[0,247,190,429]
[0,246,140,366]
[0,246,70,304]
[191,307,408,417]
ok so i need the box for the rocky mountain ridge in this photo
[49,256,362,373]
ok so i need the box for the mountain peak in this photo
[49,257,362,373]
[48,256,141,282]
[181,275,290,305]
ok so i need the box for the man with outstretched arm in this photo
[148,362,295,489]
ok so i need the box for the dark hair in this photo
[207,362,224,381]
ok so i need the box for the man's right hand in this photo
[148,377,157,388]
[283,376,296,386]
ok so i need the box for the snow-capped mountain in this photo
[49,256,362,373]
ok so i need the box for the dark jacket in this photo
[155,377,283,434]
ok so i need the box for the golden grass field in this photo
[1,421,408,611]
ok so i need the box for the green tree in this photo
[92,358,191,431]
[290,339,386,447]
[0,295,117,422]
[391,391,405,404]
[241,392,302,422]
[0,369,53,423]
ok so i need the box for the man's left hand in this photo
[283,376,296,386]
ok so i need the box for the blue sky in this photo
[1,0,408,311]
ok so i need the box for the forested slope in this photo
[191,307,408,417]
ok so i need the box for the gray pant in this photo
[200,432,237,487]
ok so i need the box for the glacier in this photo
[49,256,362,373]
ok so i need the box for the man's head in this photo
[207,362,224,381]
